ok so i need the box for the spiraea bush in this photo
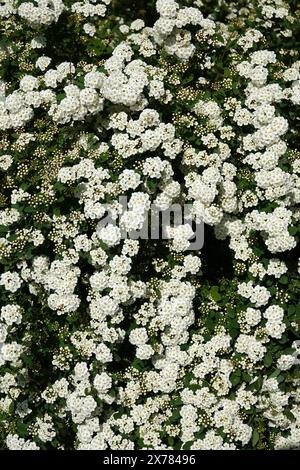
[0,0,300,450]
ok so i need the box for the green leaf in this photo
[53,208,61,216]
[288,226,298,236]
[230,370,241,386]
[268,368,281,378]
[182,441,193,450]
[242,371,251,382]
[132,358,144,371]
[53,181,66,193]
[288,306,296,315]
[169,409,180,423]
[252,429,259,447]
[229,328,239,339]
[182,73,194,85]
[24,206,38,213]
[284,409,296,422]
[210,286,222,302]
[279,275,289,285]
[16,421,28,438]
[248,376,263,392]
[264,353,273,367]
[147,179,158,191]
[171,397,183,407]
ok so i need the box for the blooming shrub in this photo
[0,0,300,450]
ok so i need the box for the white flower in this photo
[129,328,148,346]
[0,154,13,171]
[83,23,96,37]
[97,224,121,247]
[277,354,295,371]
[94,372,112,394]
[1,304,22,325]
[35,55,51,71]
[19,75,39,93]
[0,271,22,293]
